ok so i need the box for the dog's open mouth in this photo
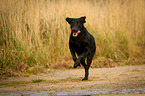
[73,30,81,37]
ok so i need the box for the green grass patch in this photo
[93,77,100,79]
[0,81,29,86]
[132,69,140,72]
[0,80,59,87]
[132,76,139,78]
[0,76,8,80]
[99,79,105,81]
[119,74,129,76]
[43,80,59,83]
[32,79,46,83]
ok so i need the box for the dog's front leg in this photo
[69,42,77,61]
[69,47,81,68]
[74,47,90,68]
[73,54,85,68]
[70,48,77,62]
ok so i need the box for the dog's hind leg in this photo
[82,68,89,81]
[80,58,89,81]
[82,52,95,81]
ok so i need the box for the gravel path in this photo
[0,64,145,95]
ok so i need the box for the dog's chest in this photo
[70,39,88,51]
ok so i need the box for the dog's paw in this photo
[82,77,88,81]
[73,63,80,68]
[73,64,77,68]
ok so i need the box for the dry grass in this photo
[0,0,145,73]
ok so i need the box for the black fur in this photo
[66,16,96,81]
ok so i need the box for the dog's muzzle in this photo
[73,30,81,37]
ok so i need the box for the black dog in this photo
[66,16,96,81]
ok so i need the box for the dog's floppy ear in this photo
[80,16,86,23]
[66,17,72,24]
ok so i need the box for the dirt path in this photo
[0,65,145,95]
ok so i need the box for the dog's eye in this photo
[71,21,74,25]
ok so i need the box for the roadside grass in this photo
[131,69,140,72]
[0,77,83,87]
[0,76,7,80]
[0,0,145,75]
[0,79,49,87]
[0,81,29,87]
[32,79,46,83]
[119,74,129,76]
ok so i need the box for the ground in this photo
[0,64,145,95]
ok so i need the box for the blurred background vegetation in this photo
[0,0,145,75]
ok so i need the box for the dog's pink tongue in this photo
[73,30,80,37]
[77,30,81,33]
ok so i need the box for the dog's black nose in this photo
[72,28,77,32]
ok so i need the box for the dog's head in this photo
[66,16,86,37]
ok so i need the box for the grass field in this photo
[0,0,145,74]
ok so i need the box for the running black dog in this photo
[66,16,96,81]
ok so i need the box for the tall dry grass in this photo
[0,0,145,72]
